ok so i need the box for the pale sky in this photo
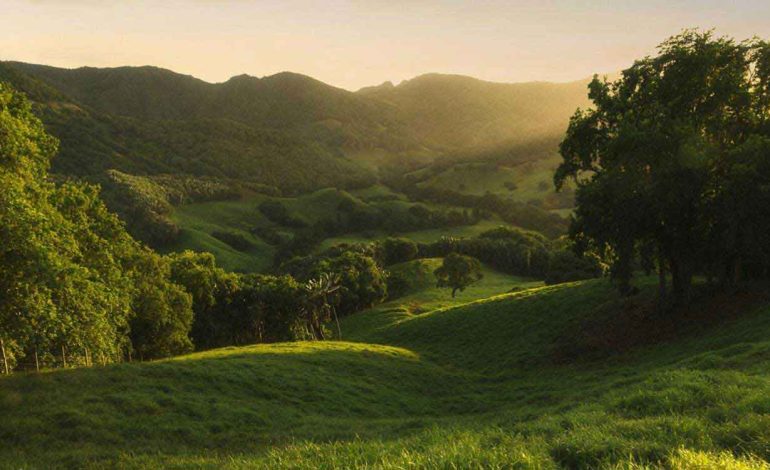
[1,0,768,90]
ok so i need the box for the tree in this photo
[168,251,239,349]
[227,274,304,345]
[555,30,770,302]
[283,250,388,317]
[0,82,198,369]
[314,252,388,316]
[126,249,194,360]
[434,253,483,297]
[301,273,341,340]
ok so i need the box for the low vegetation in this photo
[5,278,770,468]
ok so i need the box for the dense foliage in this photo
[281,250,388,317]
[557,31,770,301]
[0,83,195,368]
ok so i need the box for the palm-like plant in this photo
[301,273,341,340]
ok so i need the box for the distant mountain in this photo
[359,73,591,152]
[0,61,592,191]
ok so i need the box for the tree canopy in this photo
[0,82,198,368]
[556,30,770,301]
[434,253,484,297]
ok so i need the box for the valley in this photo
[2,25,770,470]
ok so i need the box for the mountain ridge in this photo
[0,60,592,191]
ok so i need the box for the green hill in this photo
[3,277,770,468]
[360,73,591,153]
[0,62,590,193]
[0,62,379,192]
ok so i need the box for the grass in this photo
[318,219,511,251]
[5,277,770,468]
[168,197,274,272]
[412,158,562,203]
[169,186,527,272]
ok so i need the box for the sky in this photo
[1,0,769,90]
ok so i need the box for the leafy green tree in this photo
[556,30,770,301]
[0,82,197,369]
[167,251,239,349]
[434,253,483,297]
[314,252,388,316]
[228,274,304,345]
[126,250,194,360]
[0,82,135,368]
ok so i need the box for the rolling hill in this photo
[3,274,770,468]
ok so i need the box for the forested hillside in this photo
[0,62,377,192]
[360,73,590,151]
[0,61,589,190]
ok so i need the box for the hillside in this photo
[3,277,770,468]
[164,184,568,272]
[0,61,590,192]
[360,73,591,152]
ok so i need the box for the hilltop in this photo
[3,274,770,468]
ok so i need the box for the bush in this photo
[211,230,254,251]
[258,200,307,228]
[544,250,603,285]
[378,238,419,266]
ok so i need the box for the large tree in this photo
[556,30,770,302]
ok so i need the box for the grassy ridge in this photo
[4,276,770,468]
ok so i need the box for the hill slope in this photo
[0,62,591,192]
[3,278,770,468]
[360,73,591,152]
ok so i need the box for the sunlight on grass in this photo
[4,278,770,468]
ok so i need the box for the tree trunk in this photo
[657,253,667,301]
[671,257,693,305]
[312,320,325,340]
[0,338,9,375]
[451,288,457,298]
[61,345,67,368]
[34,348,40,372]
[332,308,342,340]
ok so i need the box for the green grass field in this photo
[4,271,770,468]
[168,197,275,272]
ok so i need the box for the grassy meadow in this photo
[4,273,770,468]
